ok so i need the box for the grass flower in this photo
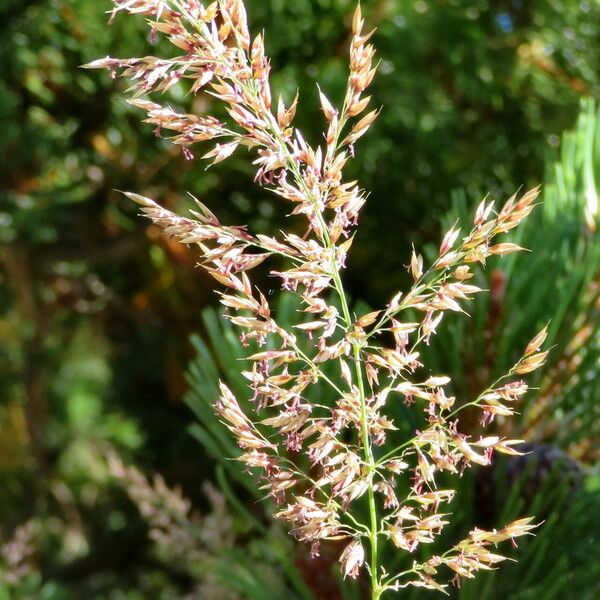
[86,2,547,597]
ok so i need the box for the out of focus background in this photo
[0,0,599,598]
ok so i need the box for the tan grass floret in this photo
[87,2,546,597]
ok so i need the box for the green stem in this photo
[246,71,383,598]
[332,269,380,598]
[358,351,381,600]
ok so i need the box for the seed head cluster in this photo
[87,1,546,596]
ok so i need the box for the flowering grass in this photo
[86,2,547,597]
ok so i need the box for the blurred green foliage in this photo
[0,0,599,597]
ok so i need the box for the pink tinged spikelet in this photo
[340,539,365,579]
[439,227,460,257]
[514,351,549,374]
[525,325,549,356]
[215,382,275,451]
